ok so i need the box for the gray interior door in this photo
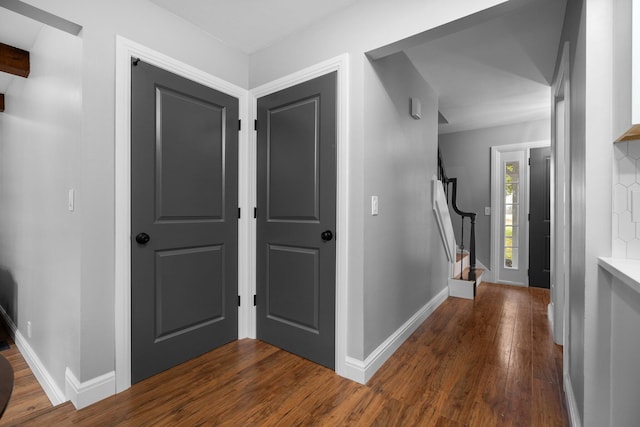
[131,59,238,383]
[256,72,337,369]
[529,146,551,288]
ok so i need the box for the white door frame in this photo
[249,54,350,379]
[490,140,550,286]
[552,41,571,355]
[114,36,249,392]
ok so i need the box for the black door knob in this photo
[135,232,150,245]
[321,230,333,241]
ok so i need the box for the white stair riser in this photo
[448,278,475,299]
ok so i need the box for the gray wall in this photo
[0,24,82,392]
[363,53,448,357]
[438,119,550,270]
[5,0,249,388]
[250,0,508,361]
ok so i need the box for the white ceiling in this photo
[0,7,42,93]
[2,0,567,136]
[150,0,567,134]
[405,0,567,134]
[150,0,360,54]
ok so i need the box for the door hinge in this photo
[238,295,241,306]
[254,119,258,131]
[528,213,530,221]
[253,294,257,306]
[239,207,242,219]
[528,157,531,165]
[238,119,242,131]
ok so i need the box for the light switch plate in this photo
[485,206,491,216]
[68,189,75,212]
[371,196,379,216]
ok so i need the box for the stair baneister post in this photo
[438,150,476,281]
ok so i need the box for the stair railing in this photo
[437,150,477,280]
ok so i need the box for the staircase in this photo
[448,250,485,299]
[436,149,482,300]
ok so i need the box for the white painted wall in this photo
[0,24,82,394]
[12,0,249,387]
[556,0,638,425]
[249,0,508,88]
[583,0,615,425]
[551,0,587,423]
[438,119,551,270]
[362,52,448,356]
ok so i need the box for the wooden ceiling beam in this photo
[0,42,30,78]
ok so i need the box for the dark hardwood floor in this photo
[0,283,568,426]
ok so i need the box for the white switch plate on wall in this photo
[371,196,379,216]
[485,206,491,216]
[68,189,75,212]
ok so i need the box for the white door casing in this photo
[490,141,550,286]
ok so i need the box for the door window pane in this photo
[503,160,520,269]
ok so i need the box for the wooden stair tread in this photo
[455,252,468,262]
[454,267,485,281]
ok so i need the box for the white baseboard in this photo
[476,259,493,283]
[564,373,582,427]
[65,368,115,409]
[341,287,449,384]
[0,305,66,405]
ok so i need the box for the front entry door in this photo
[256,72,337,369]
[131,59,239,383]
[529,146,551,288]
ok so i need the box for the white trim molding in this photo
[343,287,448,384]
[0,306,66,405]
[250,54,350,379]
[490,140,551,286]
[564,373,583,427]
[115,36,249,393]
[65,368,115,410]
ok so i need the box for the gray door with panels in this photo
[131,59,238,383]
[529,146,551,288]
[256,72,337,369]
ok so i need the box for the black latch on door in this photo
[321,230,333,241]
[135,232,150,245]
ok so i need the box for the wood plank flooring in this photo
[0,319,52,425]
[0,283,568,426]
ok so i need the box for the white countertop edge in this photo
[598,257,640,294]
